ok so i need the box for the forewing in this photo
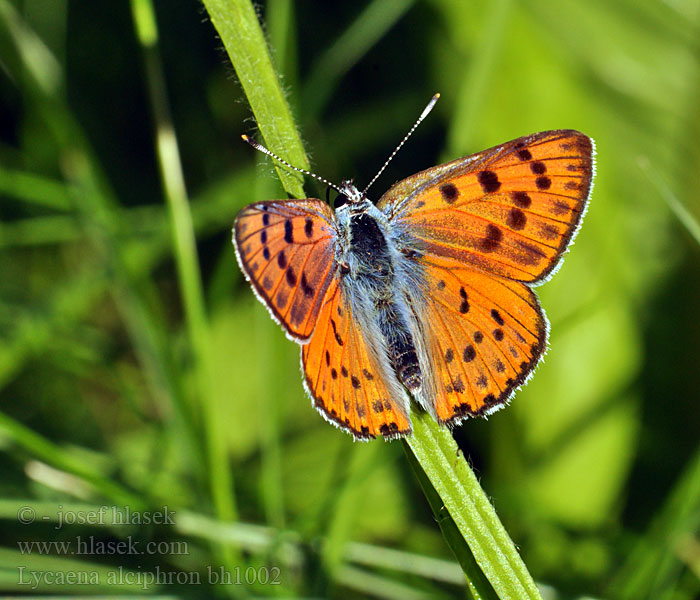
[378,130,594,284]
[234,199,337,341]
[417,261,547,423]
[302,278,412,440]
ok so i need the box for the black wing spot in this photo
[440,183,460,203]
[362,369,374,380]
[517,148,532,161]
[474,331,484,344]
[285,266,297,287]
[277,250,287,269]
[494,328,504,341]
[491,309,505,325]
[331,319,344,346]
[494,359,505,373]
[507,208,527,230]
[284,219,294,242]
[351,375,361,389]
[536,176,551,190]
[301,272,315,298]
[478,170,501,193]
[445,349,454,363]
[304,218,314,238]
[452,375,466,393]
[463,345,476,362]
[531,161,546,174]
[512,191,532,208]
[480,224,502,252]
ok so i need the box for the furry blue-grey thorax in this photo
[333,184,423,393]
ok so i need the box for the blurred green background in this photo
[1,0,700,597]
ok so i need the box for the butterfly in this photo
[234,94,594,441]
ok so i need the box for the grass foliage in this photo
[1,0,699,597]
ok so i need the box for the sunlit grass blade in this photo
[406,410,542,600]
[608,443,700,600]
[202,0,308,198]
[446,0,513,154]
[0,412,144,507]
[301,0,415,118]
[336,565,447,600]
[638,157,700,247]
[129,0,240,572]
[402,439,500,600]
[204,3,543,598]
[0,0,205,500]
[0,167,72,210]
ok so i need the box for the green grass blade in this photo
[403,439,500,600]
[0,167,72,210]
[203,0,308,198]
[301,0,415,118]
[638,157,700,247]
[1,0,206,486]
[204,2,543,597]
[0,412,144,507]
[406,410,542,600]
[129,0,240,570]
[446,0,513,154]
[608,442,700,599]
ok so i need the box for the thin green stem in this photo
[203,2,542,598]
[203,0,308,198]
[129,0,239,569]
[301,0,415,118]
[406,410,541,600]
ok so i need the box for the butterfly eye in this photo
[333,193,348,209]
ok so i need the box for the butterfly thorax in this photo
[335,198,422,393]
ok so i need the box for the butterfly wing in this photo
[234,200,337,341]
[414,262,546,422]
[302,277,412,440]
[378,130,594,284]
[379,130,593,423]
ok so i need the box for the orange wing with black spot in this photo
[234,200,337,341]
[379,130,593,421]
[302,277,411,440]
[417,262,546,423]
[379,130,594,284]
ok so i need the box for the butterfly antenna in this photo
[361,93,440,197]
[241,135,342,193]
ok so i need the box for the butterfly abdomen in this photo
[343,205,423,394]
[384,319,422,392]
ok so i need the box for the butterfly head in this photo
[333,179,365,210]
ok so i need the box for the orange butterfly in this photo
[234,94,594,440]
